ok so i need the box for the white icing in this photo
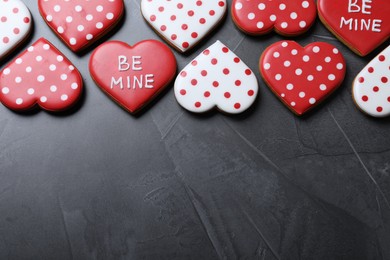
[0,0,32,59]
[341,0,382,32]
[174,41,258,114]
[348,0,372,14]
[141,0,227,52]
[353,45,390,117]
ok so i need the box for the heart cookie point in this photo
[318,0,390,56]
[0,0,32,60]
[89,40,177,114]
[174,41,258,114]
[232,0,317,36]
[141,0,227,53]
[353,45,390,117]
[38,0,124,53]
[0,38,83,112]
[260,41,346,116]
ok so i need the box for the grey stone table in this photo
[0,1,389,259]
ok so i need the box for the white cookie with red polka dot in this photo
[174,41,258,114]
[141,0,227,53]
[353,46,390,117]
[0,0,32,60]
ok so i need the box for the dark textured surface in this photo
[0,1,390,259]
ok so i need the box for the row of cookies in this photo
[0,0,389,117]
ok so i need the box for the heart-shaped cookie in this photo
[318,0,390,56]
[0,0,32,60]
[353,45,390,117]
[260,41,346,115]
[141,0,227,53]
[174,41,258,114]
[0,38,83,112]
[38,0,124,52]
[232,0,316,36]
[89,40,177,114]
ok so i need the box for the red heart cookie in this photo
[38,0,124,52]
[0,38,83,112]
[318,0,390,56]
[232,0,317,36]
[89,40,177,114]
[260,41,346,115]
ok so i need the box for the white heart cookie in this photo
[174,41,258,114]
[353,46,390,117]
[141,0,227,52]
[0,0,32,60]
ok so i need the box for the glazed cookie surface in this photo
[174,41,258,114]
[39,0,124,52]
[353,45,390,117]
[0,38,83,112]
[89,40,177,114]
[0,0,32,60]
[232,0,316,36]
[318,0,390,56]
[260,41,346,115]
[141,0,227,53]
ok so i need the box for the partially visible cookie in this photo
[38,0,124,52]
[232,0,316,36]
[0,0,32,61]
[353,45,390,117]
[260,41,346,115]
[141,0,227,53]
[174,41,258,114]
[0,38,83,112]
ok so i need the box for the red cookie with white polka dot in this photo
[232,0,316,36]
[353,45,390,117]
[0,38,83,112]
[174,41,258,114]
[38,0,124,52]
[0,0,32,60]
[141,0,227,53]
[260,41,346,116]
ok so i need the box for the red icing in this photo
[232,0,317,36]
[0,38,83,112]
[260,41,346,115]
[38,0,124,52]
[318,0,390,56]
[89,40,177,114]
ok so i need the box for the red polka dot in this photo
[201,70,207,76]
[180,89,186,95]
[373,86,379,92]
[191,60,197,66]
[188,10,194,16]
[209,10,215,16]
[181,24,188,30]
[160,25,167,31]
[358,77,364,83]
[235,80,241,86]
[195,102,201,108]
[211,58,218,65]
[362,95,368,102]
[182,42,189,48]
[150,15,156,21]
[180,71,187,77]
[191,79,198,86]
[177,3,183,9]
[234,103,241,109]
[191,32,198,38]
[13,8,19,13]
[199,18,206,24]
[377,106,383,112]
[204,91,210,97]
[1,16,7,23]
[170,15,176,21]
[379,55,385,62]
[212,81,219,87]
[245,69,252,75]
[368,67,374,73]
[248,90,254,96]
[13,28,20,34]
[218,1,225,7]
[2,37,9,44]
[222,47,229,53]
[158,6,164,12]
[223,68,230,75]
[234,57,240,63]
[203,49,210,55]
[388,97,390,102]
[381,77,388,83]
[224,92,231,98]
[196,1,202,6]
[171,34,177,40]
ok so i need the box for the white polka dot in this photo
[61,94,68,101]
[337,63,344,70]
[86,14,93,21]
[71,83,78,89]
[291,102,296,107]
[43,44,50,50]
[75,5,82,12]
[257,22,264,28]
[270,15,276,21]
[320,84,327,91]
[69,65,75,71]
[54,5,61,12]
[86,34,93,40]
[37,75,45,82]
[328,74,336,81]
[15,58,22,64]
[16,98,23,105]
[291,49,298,55]
[325,57,331,63]
[15,77,22,83]
[3,68,10,75]
[27,88,34,95]
[299,21,307,28]
[286,83,294,90]
[248,13,255,20]
[26,67,32,73]
[36,56,43,62]
[57,26,64,34]
[290,12,297,19]
[70,38,77,45]
[279,4,286,10]
[49,64,56,71]
[295,69,302,75]
[28,46,34,52]
[40,96,47,103]
[46,15,53,22]
[273,51,280,58]
[316,65,323,71]
[106,13,114,20]
[258,3,266,10]
[61,74,68,80]
[264,63,271,70]
[307,75,314,81]
[66,16,73,23]
[303,55,310,62]
[96,22,103,29]
[2,87,9,94]
[284,60,291,67]
[50,85,57,92]
[235,3,243,10]
[299,92,306,98]
[281,93,285,97]
[96,5,103,12]
[313,46,320,53]
[275,74,282,80]
[282,42,288,47]
[77,25,84,31]
[302,1,309,8]
[57,55,64,62]
[333,48,339,54]
[281,22,288,28]
[309,98,316,104]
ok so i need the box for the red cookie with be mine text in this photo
[260,41,346,115]
[0,38,83,112]
[39,0,124,52]
[232,0,317,36]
